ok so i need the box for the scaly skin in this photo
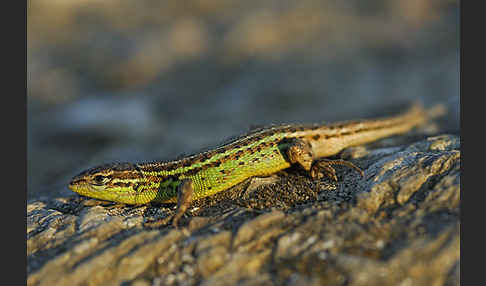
[69,104,440,225]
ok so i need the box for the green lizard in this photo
[69,104,441,226]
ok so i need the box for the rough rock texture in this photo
[27,134,460,286]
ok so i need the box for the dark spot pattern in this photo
[134,108,416,179]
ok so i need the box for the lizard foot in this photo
[144,215,174,228]
[310,158,364,181]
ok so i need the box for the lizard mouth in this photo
[68,181,144,204]
[68,181,96,196]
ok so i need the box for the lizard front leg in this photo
[171,179,194,227]
[285,138,364,181]
[144,179,194,228]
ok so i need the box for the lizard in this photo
[68,103,443,227]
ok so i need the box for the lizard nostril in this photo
[69,178,81,187]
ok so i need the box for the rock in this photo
[27,134,460,286]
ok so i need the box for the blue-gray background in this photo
[27,0,460,200]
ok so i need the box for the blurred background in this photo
[27,0,459,200]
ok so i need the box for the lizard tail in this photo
[426,103,447,120]
[406,101,446,126]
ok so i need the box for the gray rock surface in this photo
[27,134,460,286]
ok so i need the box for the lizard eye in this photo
[93,175,108,185]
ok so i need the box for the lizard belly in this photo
[191,150,290,200]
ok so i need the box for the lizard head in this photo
[68,162,151,204]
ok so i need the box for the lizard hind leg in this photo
[285,138,364,181]
[286,138,314,171]
[310,158,364,181]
